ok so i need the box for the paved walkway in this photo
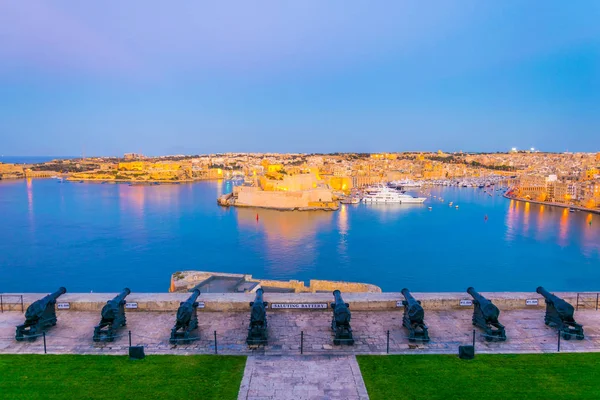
[1,309,599,355]
[238,355,369,400]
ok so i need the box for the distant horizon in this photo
[2,148,599,161]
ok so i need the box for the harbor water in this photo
[0,179,598,293]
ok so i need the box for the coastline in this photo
[504,193,600,215]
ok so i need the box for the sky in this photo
[0,1,599,156]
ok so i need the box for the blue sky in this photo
[1,1,598,156]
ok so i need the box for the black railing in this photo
[576,293,599,311]
[0,294,24,312]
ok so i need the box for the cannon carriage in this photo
[170,289,201,344]
[467,287,506,341]
[93,288,131,342]
[246,289,268,345]
[401,288,429,342]
[536,286,584,340]
[331,290,354,345]
[15,287,67,341]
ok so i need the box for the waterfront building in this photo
[351,174,383,188]
[123,153,145,160]
[517,175,548,201]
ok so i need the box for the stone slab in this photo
[238,355,369,400]
[1,309,599,355]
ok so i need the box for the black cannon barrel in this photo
[401,288,416,303]
[184,289,201,305]
[467,287,494,306]
[536,286,574,315]
[401,288,424,322]
[112,288,131,303]
[176,289,201,324]
[48,287,67,301]
[536,286,553,299]
[333,289,344,304]
[466,287,478,298]
[467,287,500,320]
[253,288,264,303]
[24,287,67,320]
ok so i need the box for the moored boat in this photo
[362,185,426,204]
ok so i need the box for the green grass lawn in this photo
[358,353,600,400]
[0,354,246,400]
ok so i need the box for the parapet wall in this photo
[3,292,594,313]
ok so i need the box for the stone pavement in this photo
[238,355,369,400]
[1,309,600,355]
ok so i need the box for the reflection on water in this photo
[0,179,599,293]
[26,178,33,217]
[535,205,546,241]
[236,207,334,275]
[505,200,518,241]
[558,208,569,246]
[337,205,349,261]
[522,201,530,236]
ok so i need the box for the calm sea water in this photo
[0,179,598,293]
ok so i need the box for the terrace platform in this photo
[1,308,599,355]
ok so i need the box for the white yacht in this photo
[362,185,427,204]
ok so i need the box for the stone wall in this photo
[170,271,382,293]
[235,188,334,210]
[4,291,592,313]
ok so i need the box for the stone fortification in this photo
[2,291,592,313]
[221,186,338,211]
[170,271,381,294]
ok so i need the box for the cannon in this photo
[467,287,506,341]
[15,287,67,341]
[246,289,268,345]
[401,288,429,342]
[536,287,584,340]
[93,288,131,342]
[331,290,354,345]
[170,289,201,344]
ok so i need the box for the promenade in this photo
[2,309,600,355]
[505,194,600,215]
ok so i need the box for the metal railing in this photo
[0,294,24,313]
[2,328,599,356]
[576,293,599,311]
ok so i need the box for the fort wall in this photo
[2,291,591,313]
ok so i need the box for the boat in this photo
[362,185,426,204]
[340,197,360,205]
[569,208,575,213]
[428,207,432,211]
[389,179,423,188]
